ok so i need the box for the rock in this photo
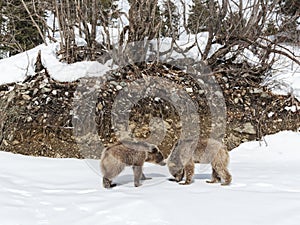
[186,87,193,93]
[252,88,263,94]
[110,81,119,86]
[97,103,103,110]
[120,82,127,87]
[12,140,20,145]
[261,92,269,98]
[198,90,205,95]
[3,139,8,146]
[268,112,274,118]
[42,87,52,93]
[39,83,47,89]
[22,94,31,100]
[33,88,39,96]
[233,122,256,135]
[46,97,51,104]
[222,76,228,83]
[116,85,123,90]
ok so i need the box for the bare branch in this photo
[21,0,47,46]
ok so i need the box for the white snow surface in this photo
[0,131,300,225]
[0,43,114,84]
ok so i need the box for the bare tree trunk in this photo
[90,0,97,60]
[128,0,160,42]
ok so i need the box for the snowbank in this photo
[0,43,113,84]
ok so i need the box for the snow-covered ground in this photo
[0,131,299,225]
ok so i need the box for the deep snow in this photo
[0,131,300,225]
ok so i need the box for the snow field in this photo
[0,131,299,225]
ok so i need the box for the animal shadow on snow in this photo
[168,173,211,184]
[113,173,167,186]
[193,173,211,180]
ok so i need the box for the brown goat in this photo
[100,140,165,188]
[168,138,232,185]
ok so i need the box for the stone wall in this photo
[0,63,299,158]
